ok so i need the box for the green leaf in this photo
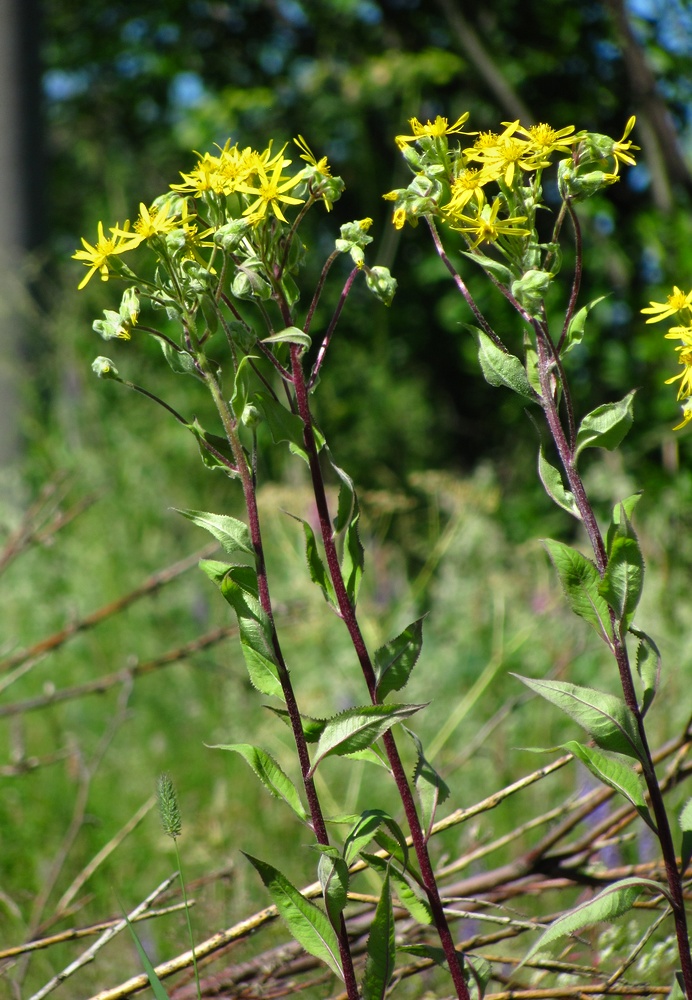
[121,909,170,1000]
[267,706,327,743]
[679,798,692,876]
[563,295,607,354]
[522,877,668,964]
[574,390,636,459]
[405,727,450,839]
[362,871,396,1000]
[599,530,644,630]
[187,418,239,477]
[669,971,686,1000]
[362,854,432,925]
[630,627,661,717]
[308,704,426,777]
[243,854,343,980]
[513,675,645,760]
[343,809,408,867]
[560,741,655,830]
[328,452,357,534]
[543,539,613,645]
[230,353,259,420]
[374,618,425,701]
[316,847,349,931]
[262,326,312,350]
[176,508,254,559]
[462,252,512,285]
[239,641,284,699]
[538,447,580,519]
[474,330,536,402]
[287,513,336,605]
[466,954,492,1000]
[206,564,279,667]
[211,743,307,821]
[341,510,364,606]
[157,337,204,380]
[605,494,642,557]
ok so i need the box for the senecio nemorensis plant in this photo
[74,113,692,999]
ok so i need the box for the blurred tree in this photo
[40,0,692,491]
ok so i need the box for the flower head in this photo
[448,197,531,249]
[236,145,304,223]
[72,221,138,289]
[395,113,470,149]
[642,286,692,324]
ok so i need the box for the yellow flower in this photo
[449,198,531,249]
[443,167,491,215]
[395,113,470,149]
[673,398,692,431]
[236,146,304,223]
[511,122,581,157]
[294,134,331,176]
[128,202,182,245]
[609,115,639,176]
[466,121,549,186]
[665,346,692,400]
[642,286,692,324]
[72,221,138,290]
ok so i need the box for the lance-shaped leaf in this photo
[211,743,307,821]
[374,618,425,701]
[316,847,349,931]
[462,252,513,285]
[343,809,408,868]
[543,539,613,645]
[599,530,644,630]
[362,871,396,1000]
[538,447,580,519]
[286,512,336,606]
[513,675,645,761]
[605,494,642,557]
[405,727,450,839]
[474,330,536,402]
[187,418,238,477]
[262,326,312,350]
[239,641,284,699]
[201,562,280,675]
[252,391,325,462]
[243,854,343,980]
[574,390,636,459]
[563,294,607,354]
[630,626,661,717]
[560,741,655,830]
[362,853,432,925]
[679,798,692,876]
[308,703,426,777]
[341,510,364,606]
[176,508,254,559]
[522,877,669,965]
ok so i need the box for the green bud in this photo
[511,269,553,317]
[92,356,121,380]
[214,218,252,252]
[558,158,616,201]
[365,265,397,307]
[119,287,140,326]
[241,402,262,428]
[93,310,130,341]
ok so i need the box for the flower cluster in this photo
[73,137,344,292]
[642,286,692,430]
[384,113,638,256]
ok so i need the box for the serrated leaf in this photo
[341,511,364,606]
[543,539,613,645]
[538,447,580,519]
[157,337,203,380]
[466,954,492,1000]
[399,942,447,965]
[212,744,307,821]
[462,252,512,284]
[218,566,278,665]
[329,453,357,534]
[475,330,536,401]
[563,295,607,354]
[575,390,636,459]
[267,706,326,743]
[599,532,644,629]
[405,727,450,839]
[308,704,426,777]
[630,627,661,717]
[243,854,343,979]
[317,848,349,931]
[522,877,668,965]
[375,618,425,701]
[362,871,396,1000]
[187,418,239,477]
[286,513,336,605]
[362,854,432,925]
[513,675,645,760]
[605,494,642,557]
[561,741,655,830]
[239,641,284,699]
[343,809,408,867]
[176,508,254,559]
[262,326,312,350]
[679,798,692,876]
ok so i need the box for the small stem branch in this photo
[309,267,360,389]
